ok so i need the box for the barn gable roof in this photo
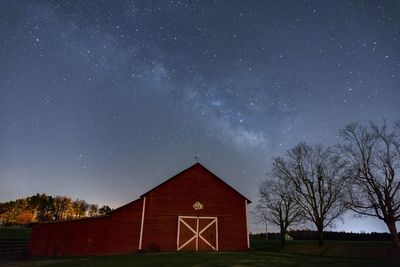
[109,197,142,213]
[140,163,251,203]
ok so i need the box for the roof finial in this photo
[194,154,200,162]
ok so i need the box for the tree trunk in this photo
[386,221,400,248]
[280,227,286,245]
[317,225,324,247]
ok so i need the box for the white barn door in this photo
[177,216,218,251]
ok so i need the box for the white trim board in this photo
[138,196,146,250]
[245,199,249,248]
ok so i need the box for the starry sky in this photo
[1,0,399,233]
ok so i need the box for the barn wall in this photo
[29,216,111,256]
[142,165,248,251]
[106,198,143,253]
[29,199,143,256]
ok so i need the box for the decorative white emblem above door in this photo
[193,201,203,210]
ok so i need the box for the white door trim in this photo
[198,218,217,250]
[177,216,198,251]
[215,217,219,251]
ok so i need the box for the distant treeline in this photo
[0,193,112,226]
[251,230,398,241]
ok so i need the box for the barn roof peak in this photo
[140,162,251,203]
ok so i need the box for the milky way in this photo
[1,0,399,232]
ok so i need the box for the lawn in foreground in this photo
[16,250,397,267]
[3,240,399,267]
[0,228,31,239]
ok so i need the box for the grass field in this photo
[0,228,31,239]
[1,228,399,267]
[7,250,398,267]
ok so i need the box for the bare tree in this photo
[255,177,303,245]
[272,143,350,246]
[339,121,400,248]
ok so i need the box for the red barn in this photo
[29,163,251,256]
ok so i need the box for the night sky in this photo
[1,0,399,233]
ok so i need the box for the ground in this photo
[0,228,31,239]
[0,229,399,267]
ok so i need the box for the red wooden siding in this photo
[107,198,143,253]
[29,216,111,256]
